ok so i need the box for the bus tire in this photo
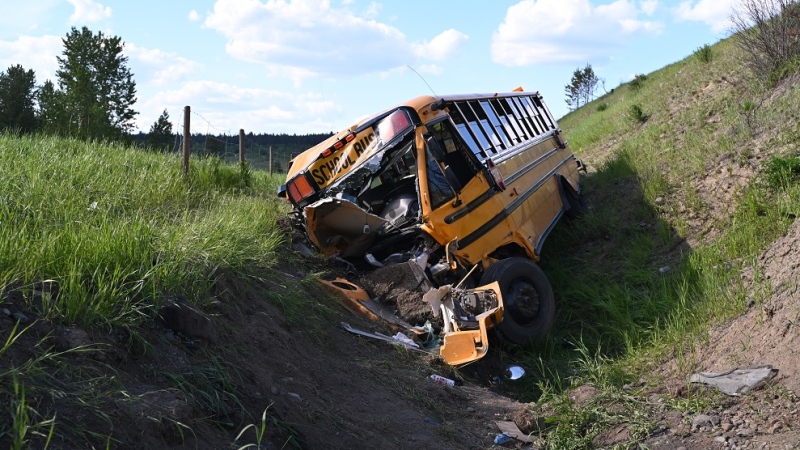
[480,257,555,345]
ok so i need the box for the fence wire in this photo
[159,109,330,174]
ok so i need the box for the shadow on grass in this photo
[505,149,697,401]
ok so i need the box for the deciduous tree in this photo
[46,26,138,141]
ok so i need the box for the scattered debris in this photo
[429,374,457,387]
[340,322,433,354]
[494,432,513,445]
[689,365,778,396]
[495,420,535,443]
[423,418,441,427]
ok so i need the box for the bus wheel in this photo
[480,257,555,345]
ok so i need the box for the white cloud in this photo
[413,29,469,61]
[362,1,380,19]
[126,44,201,86]
[188,10,200,21]
[0,35,63,82]
[67,0,112,24]
[674,0,740,33]
[641,0,658,15]
[492,0,664,66]
[0,1,60,34]
[137,80,340,134]
[203,0,464,83]
[418,64,443,76]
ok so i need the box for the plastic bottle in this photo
[429,374,456,387]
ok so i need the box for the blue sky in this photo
[0,0,738,135]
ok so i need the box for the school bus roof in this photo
[285,91,539,181]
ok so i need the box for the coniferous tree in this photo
[0,64,38,134]
[146,109,174,151]
[46,26,137,141]
[564,67,584,111]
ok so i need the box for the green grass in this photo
[2,28,800,449]
[508,33,800,446]
[0,134,287,329]
[0,133,295,447]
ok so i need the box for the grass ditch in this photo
[0,133,305,448]
[492,33,800,446]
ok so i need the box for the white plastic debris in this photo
[689,365,777,396]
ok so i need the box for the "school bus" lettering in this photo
[311,132,376,187]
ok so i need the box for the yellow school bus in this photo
[279,89,585,365]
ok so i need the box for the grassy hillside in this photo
[521,35,800,446]
[0,138,304,448]
[1,33,799,449]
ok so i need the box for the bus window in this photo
[425,147,455,209]
[427,120,477,187]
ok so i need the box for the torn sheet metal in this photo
[689,365,778,396]
[435,282,504,366]
[341,322,435,354]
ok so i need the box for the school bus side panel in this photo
[495,138,578,256]
[416,132,518,265]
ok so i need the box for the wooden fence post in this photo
[182,106,190,175]
[239,129,245,163]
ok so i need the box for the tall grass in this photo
[0,133,295,447]
[0,134,287,330]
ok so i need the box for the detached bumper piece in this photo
[318,278,414,329]
[321,278,504,366]
[424,282,504,366]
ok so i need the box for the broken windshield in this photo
[326,109,417,205]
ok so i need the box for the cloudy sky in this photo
[0,0,739,135]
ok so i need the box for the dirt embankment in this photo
[1,265,532,449]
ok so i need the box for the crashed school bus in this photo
[278,89,585,366]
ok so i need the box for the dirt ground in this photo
[1,262,534,449]
[635,218,800,450]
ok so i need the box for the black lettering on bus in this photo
[312,169,325,186]
[326,159,336,176]
[319,165,330,183]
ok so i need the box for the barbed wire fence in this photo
[168,105,303,176]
